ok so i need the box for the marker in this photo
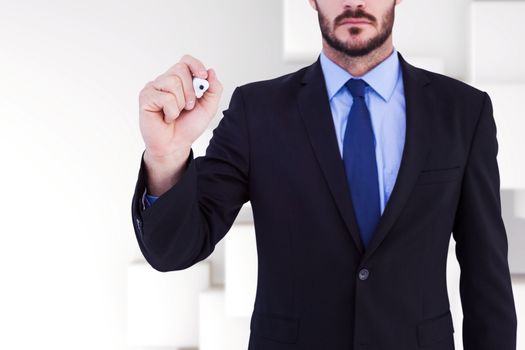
[193,77,209,98]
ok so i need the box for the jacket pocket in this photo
[416,166,462,185]
[250,311,300,344]
[417,309,455,347]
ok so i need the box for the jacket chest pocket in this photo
[416,166,462,185]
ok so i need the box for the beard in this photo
[316,2,395,57]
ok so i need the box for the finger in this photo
[151,75,186,111]
[179,54,208,79]
[161,62,196,107]
[171,63,197,110]
[141,89,182,123]
[162,99,182,124]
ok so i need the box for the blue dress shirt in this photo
[319,48,406,214]
[143,48,406,213]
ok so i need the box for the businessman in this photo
[131,0,518,349]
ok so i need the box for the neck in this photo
[322,39,394,77]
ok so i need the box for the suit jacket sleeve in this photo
[131,86,250,272]
[452,92,518,350]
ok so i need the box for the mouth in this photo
[339,19,371,26]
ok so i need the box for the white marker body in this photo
[192,77,209,98]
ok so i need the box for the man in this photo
[131,0,518,349]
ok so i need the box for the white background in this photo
[0,1,523,349]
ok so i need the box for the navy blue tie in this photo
[342,78,381,249]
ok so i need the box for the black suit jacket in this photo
[131,52,517,350]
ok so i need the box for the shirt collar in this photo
[319,47,400,102]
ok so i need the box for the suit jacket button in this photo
[358,268,369,281]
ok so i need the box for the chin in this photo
[338,29,370,40]
[341,35,370,47]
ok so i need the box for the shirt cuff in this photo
[141,187,159,210]
[141,187,148,211]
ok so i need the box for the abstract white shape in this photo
[127,261,210,347]
[225,224,258,317]
[470,2,525,83]
[199,288,251,350]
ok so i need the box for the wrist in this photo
[144,145,191,167]
[143,146,191,196]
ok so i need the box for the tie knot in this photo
[345,78,368,98]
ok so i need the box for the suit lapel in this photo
[362,53,433,262]
[297,51,433,260]
[297,56,365,255]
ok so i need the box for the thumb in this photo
[198,68,223,115]
[205,68,223,95]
